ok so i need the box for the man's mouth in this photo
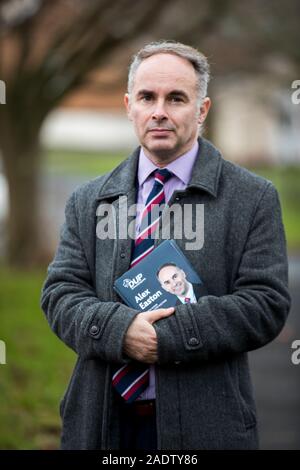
[148,126,174,133]
[148,128,172,134]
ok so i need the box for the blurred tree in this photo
[0,0,173,267]
[0,0,299,267]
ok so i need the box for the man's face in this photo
[124,53,211,164]
[158,265,189,296]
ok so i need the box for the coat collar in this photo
[96,137,223,201]
[96,147,139,201]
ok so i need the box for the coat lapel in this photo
[95,147,140,300]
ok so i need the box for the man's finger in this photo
[142,307,175,324]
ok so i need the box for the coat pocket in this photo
[225,358,257,430]
[59,357,82,419]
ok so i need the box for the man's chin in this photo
[174,290,184,296]
[145,141,177,159]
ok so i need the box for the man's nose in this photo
[151,100,168,121]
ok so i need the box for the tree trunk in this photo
[0,123,44,268]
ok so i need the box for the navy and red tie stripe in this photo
[112,168,173,403]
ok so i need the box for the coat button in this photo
[174,361,181,365]
[175,196,180,201]
[188,337,199,346]
[120,253,125,258]
[90,325,99,336]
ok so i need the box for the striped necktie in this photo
[112,168,173,403]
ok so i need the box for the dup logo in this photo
[0,80,6,104]
[0,340,6,365]
[123,273,145,290]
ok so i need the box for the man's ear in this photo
[198,97,211,125]
[124,93,132,120]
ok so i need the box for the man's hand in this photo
[123,307,175,363]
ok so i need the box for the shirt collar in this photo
[137,140,199,187]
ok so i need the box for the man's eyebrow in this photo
[168,90,189,98]
[135,89,189,98]
[136,89,154,96]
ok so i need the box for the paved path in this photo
[250,258,300,449]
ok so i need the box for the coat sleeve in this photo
[40,191,138,363]
[154,183,291,365]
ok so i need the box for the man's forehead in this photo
[136,52,194,71]
[133,81,196,98]
[133,54,197,89]
[160,266,180,276]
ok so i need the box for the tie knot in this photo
[184,297,191,303]
[154,168,173,185]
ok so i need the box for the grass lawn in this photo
[0,268,75,449]
[43,149,128,176]
[249,165,300,252]
[43,149,300,250]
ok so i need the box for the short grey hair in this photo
[127,40,210,103]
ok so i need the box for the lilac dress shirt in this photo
[135,140,199,400]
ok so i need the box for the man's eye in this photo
[141,95,152,102]
[170,96,183,103]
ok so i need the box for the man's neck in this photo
[142,140,198,168]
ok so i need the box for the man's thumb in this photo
[144,307,175,324]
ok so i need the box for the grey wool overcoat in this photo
[41,138,290,450]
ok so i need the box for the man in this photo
[157,262,205,305]
[41,40,290,450]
